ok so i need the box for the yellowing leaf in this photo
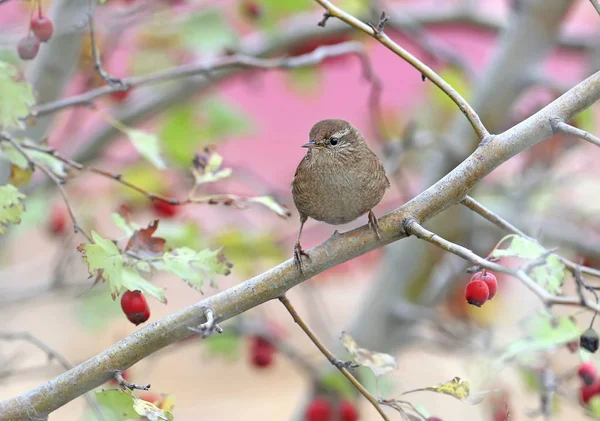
[0,184,26,235]
[9,164,32,187]
[0,61,35,130]
[0,140,66,178]
[77,231,124,297]
[490,234,566,294]
[159,247,232,291]
[248,196,292,218]
[133,397,173,421]
[402,377,497,405]
[192,151,232,184]
[590,395,600,418]
[341,331,397,377]
[125,129,166,170]
[121,267,166,304]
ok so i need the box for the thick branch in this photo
[1,66,599,421]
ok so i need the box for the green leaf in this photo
[111,212,139,238]
[96,390,139,420]
[121,267,167,304]
[0,140,66,178]
[0,184,26,235]
[204,330,241,360]
[133,397,173,421]
[0,61,35,130]
[125,129,166,170]
[490,234,566,294]
[590,396,600,418]
[117,164,167,205]
[498,313,582,363]
[247,196,291,218]
[155,220,205,250]
[402,377,498,405]
[160,104,202,166]
[159,247,232,291]
[182,10,238,55]
[320,371,356,399]
[203,98,253,137]
[77,231,124,297]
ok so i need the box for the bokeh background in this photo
[1,0,600,420]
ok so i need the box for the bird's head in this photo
[303,119,364,153]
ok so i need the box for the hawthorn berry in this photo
[578,362,597,385]
[465,279,489,307]
[305,397,332,421]
[31,16,54,42]
[17,34,40,60]
[121,290,151,325]
[580,380,600,405]
[427,418,443,421]
[250,337,276,368]
[471,271,497,299]
[338,399,359,421]
[581,328,600,353]
[150,199,179,218]
[48,205,68,235]
[109,89,131,103]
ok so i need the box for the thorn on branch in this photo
[114,371,150,391]
[421,73,427,82]
[318,12,332,27]
[367,11,390,37]
[188,307,223,338]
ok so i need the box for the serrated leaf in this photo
[133,397,173,421]
[125,220,166,259]
[402,377,497,405]
[125,129,166,170]
[0,184,26,235]
[111,212,139,238]
[96,390,139,420]
[248,196,292,218]
[121,267,166,304]
[490,234,566,294]
[9,164,32,186]
[160,247,232,291]
[498,313,582,363]
[77,231,124,297]
[341,331,397,377]
[0,61,35,130]
[0,141,66,178]
[204,330,241,360]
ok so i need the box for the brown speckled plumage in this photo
[291,119,390,273]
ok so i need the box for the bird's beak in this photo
[302,140,317,149]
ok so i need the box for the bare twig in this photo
[279,295,390,421]
[86,13,127,89]
[31,42,367,118]
[113,371,150,391]
[0,332,105,421]
[550,118,600,148]
[312,0,489,140]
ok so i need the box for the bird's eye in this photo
[329,137,338,145]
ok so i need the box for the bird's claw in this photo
[293,243,310,275]
[368,210,383,243]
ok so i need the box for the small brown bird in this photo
[291,119,390,273]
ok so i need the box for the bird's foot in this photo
[293,243,310,275]
[368,210,383,243]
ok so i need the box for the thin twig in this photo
[312,0,489,140]
[279,295,390,421]
[0,332,105,421]
[187,307,223,338]
[86,12,126,88]
[550,118,600,148]
[113,371,150,391]
[31,42,367,117]
[461,195,600,279]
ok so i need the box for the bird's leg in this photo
[368,209,383,242]
[294,217,310,275]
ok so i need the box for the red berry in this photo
[109,89,131,103]
[17,34,40,60]
[427,418,442,421]
[250,337,276,368]
[471,271,498,299]
[150,199,179,218]
[48,204,67,235]
[305,397,332,421]
[465,279,489,307]
[580,380,600,405]
[240,1,261,20]
[578,362,598,385]
[121,290,150,325]
[338,400,359,421]
[31,16,54,42]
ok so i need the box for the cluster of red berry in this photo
[120,290,151,325]
[18,6,54,61]
[305,397,359,421]
[464,270,497,307]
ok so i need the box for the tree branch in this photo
[550,118,600,148]
[1,41,599,421]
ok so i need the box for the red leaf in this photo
[125,220,166,258]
